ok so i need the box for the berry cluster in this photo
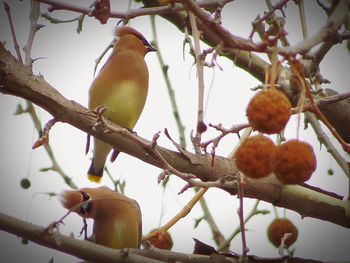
[235,88,317,185]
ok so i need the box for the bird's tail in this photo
[87,161,104,183]
[87,138,111,183]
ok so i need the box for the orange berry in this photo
[147,230,173,250]
[235,135,276,179]
[246,88,291,134]
[270,139,316,184]
[267,218,298,248]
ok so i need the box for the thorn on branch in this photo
[150,131,161,149]
[158,170,170,184]
[178,183,191,194]
[164,128,193,162]
[32,118,57,149]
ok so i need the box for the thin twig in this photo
[18,1,77,189]
[32,118,57,149]
[297,70,350,154]
[26,103,77,188]
[217,200,263,251]
[297,0,308,39]
[249,0,289,39]
[3,2,23,63]
[237,176,248,258]
[276,0,348,56]
[37,0,232,20]
[150,15,186,148]
[188,10,206,154]
[142,187,208,242]
[201,123,250,153]
[265,0,290,47]
[305,112,349,178]
[151,14,226,245]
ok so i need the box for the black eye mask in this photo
[79,191,92,215]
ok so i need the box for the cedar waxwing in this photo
[60,186,142,249]
[87,26,156,182]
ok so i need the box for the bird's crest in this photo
[114,26,156,51]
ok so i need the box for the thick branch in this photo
[0,212,164,263]
[37,0,232,20]
[0,211,330,263]
[1,44,350,228]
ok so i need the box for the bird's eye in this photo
[80,191,90,201]
[78,191,92,215]
[140,38,152,48]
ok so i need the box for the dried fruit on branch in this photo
[147,230,173,250]
[235,135,276,179]
[267,218,298,248]
[270,139,317,184]
[247,88,291,134]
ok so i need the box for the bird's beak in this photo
[147,44,157,52]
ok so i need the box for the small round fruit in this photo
[20,178,31,189]
[246,88,291,134]
[270,139,316,184]
[147,230,173,250]
[21,238,29,245]
[267,218,298,248]
[235,135,276,179]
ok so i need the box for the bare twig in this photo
[32,118,57,149]
[217,200,265,252]
[237,176,248,257]
[276,0,348,56]
[142,187,208,242]
[295,69,350,154]
[297,0,308,39]
[150,15,186,148]
[201,123,250,153]
[249,0,289,39]
[93,39,114,76]
[316,92,350,108]
[3,2,23,63]
[7,1,78,189]
[188,10,206,153]
[37,0,232,20]
[306,3,347,76]
[151,14,226,246]
[305,112,349,178]
[197,191,226,247]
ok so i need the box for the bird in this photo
[60,186,142,249]
[87,26,156,182]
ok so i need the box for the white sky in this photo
[0,1,349,262]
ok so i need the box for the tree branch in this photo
[0,211,166,263]
[143,0,268,82]
[0,211,331,263]
[37,0,232,20]
[1,43,349,228]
